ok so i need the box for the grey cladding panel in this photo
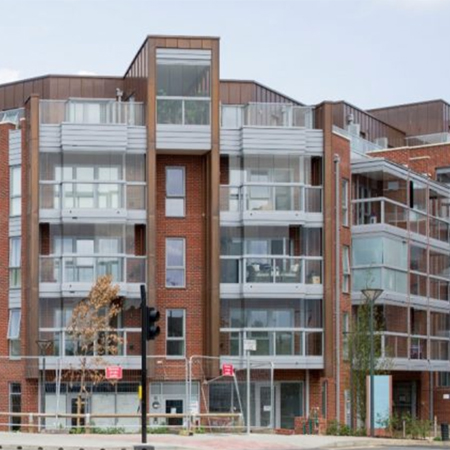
[127,127,147,152]
[9,130,22,165]
[9,290,21,308]
[220,130,241,153]
[61,124,127,152]
[156,126,211,150]
[40,125,61,152]
[9,217,21,236]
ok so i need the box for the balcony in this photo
[220,328,323,369]
[221,256,322,298]
[38,327,141,369]
[157,97,210,125]
[39,181,146,219]
[39,255,146,294]
[352,197,450,244]
[220,184,322,224]
[221,104,314,129]
[40,99,145,126]
[378,332,450,371]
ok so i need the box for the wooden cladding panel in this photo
[332,101,406,147]
[369,100,450,136]
[0,76,123,110]
[220,80,302,105]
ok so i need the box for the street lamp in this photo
[361,288,383,438]
[36,339,53,431]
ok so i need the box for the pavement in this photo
[0,433,449,450]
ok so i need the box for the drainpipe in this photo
[334,154,341,424]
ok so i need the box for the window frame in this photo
[341,178,349,227]
[165,166,186,218]
[9,237,21,289]
[10,166,21,217]
[166,309,186,358]
[342,245,350,294]
[342,312,350,361]
[165,238,186,288]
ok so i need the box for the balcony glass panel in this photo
[410,337,427,360]
[40,100,145,125]
[431,340,450,360]
[382,334,408,359]
[430,277,449,302]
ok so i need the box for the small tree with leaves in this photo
[348,294,392,431]
[65,275,122,428]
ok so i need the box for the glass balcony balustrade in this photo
[220,328,323,357]
[39,255,146,284]
[40,100,145,125]
[220,185,322,214]
[221,104,314,129]
[352,197,450,244]
[38,328,141,357]
[220,256,322,285]
[157,97,210,125]
[378,332,450,361]
[39,182,146,210]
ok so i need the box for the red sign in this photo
[222,364,234,377]
[105,366,123,380]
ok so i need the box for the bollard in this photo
[85,413,90,433]
[28,413,34,434]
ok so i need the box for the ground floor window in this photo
[9,383,21,431]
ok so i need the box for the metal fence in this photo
[0,355,275,433]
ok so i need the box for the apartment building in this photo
[0,35,449,431]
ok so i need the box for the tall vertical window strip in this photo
[343,312,350,361]
[10,166,21,216]
[342,179,349,226]
[166,167,185,217]
[342,245,350,293]
[7,309,21,358]
[9,237,21,288]
[166,309,186,357]
[9,383,21,431]
[166,238,186,288]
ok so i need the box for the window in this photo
[9,237,21,288]
[166,167,185,217]
[10,166,21,216]
[7,309,21,358]
[341,179,349,226]
[342,246,350,293]
[321,380,328,418]
[343,312,350,361]
[166,309,186,357]
[9,383,21,431]
[438,372,450,387]
[166,238,185,288]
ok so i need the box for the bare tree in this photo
[65,275,122,428]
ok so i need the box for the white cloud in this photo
[0,68,20,84]
[77,70,97,76]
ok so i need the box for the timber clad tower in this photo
[0,35,450,431]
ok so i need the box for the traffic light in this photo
[147,306,160,341]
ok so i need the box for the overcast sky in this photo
[1,0,449,109]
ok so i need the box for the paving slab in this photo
[0,432,447,450]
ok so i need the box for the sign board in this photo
[190,401,199,414]
[105,366,123,380]
[244,339,257,352]
[443,393,450,400]
[222,363,234,376]
[366,375,392,429]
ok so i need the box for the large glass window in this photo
[166,309,185,357]
[166,238,186,288]
[166,167,185,217]
[9,237,21,288]
[157,59,211,125]
[10,166,21,216]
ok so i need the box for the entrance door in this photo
[165,399,183,426]
[257,386,273,427]
[393,381,417,418]
[280,383,303,429]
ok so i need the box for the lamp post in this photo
[36,339,53,431]
[361,288,383,438]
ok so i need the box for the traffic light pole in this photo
[140,284,148,445]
